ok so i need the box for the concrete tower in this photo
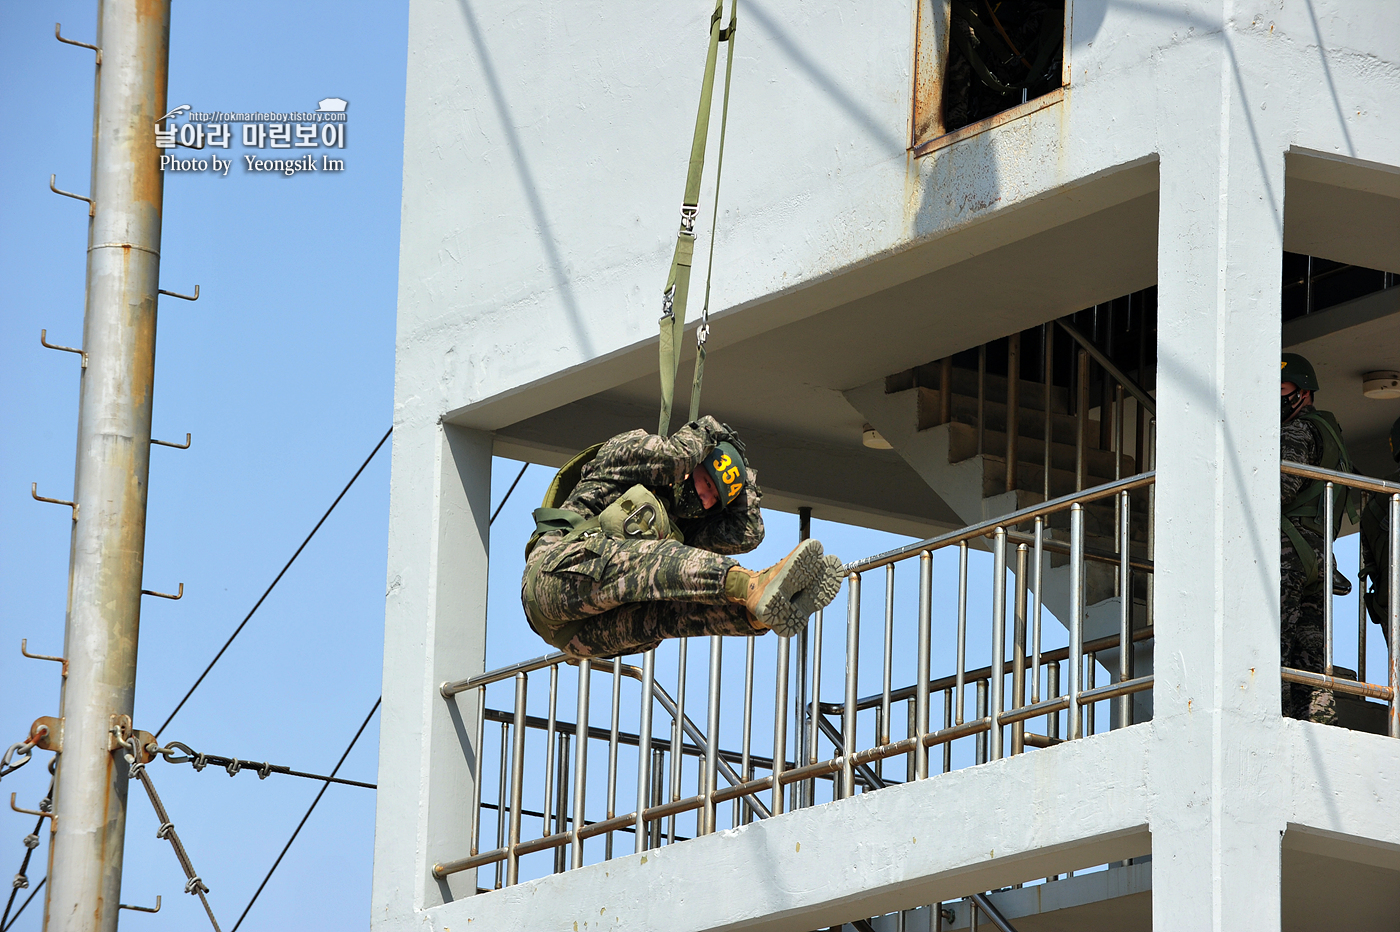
[372,2,1400,929]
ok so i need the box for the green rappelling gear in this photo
[1281,408,1356,588]
[657,0,738,437]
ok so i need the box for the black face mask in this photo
[670,477,713,520]
[1282,389,1307,423]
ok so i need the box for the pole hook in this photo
[50,174,95,217]
[120,895,161,914]
[10,793,53,821]
[151,433,192,450]
[158,285,199,302]
[141,583,184,601]
[54,23,102,64]
[40,329,87,368]
[31,483,78,521]
[20,640,66,677]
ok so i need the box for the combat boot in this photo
[725,540,844,637]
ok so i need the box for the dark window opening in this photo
[942,0,1065,133]
[1281,252,1398,322]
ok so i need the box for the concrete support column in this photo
[1149,10,1290,930]
[372,422,491,921]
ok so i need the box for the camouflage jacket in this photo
[547,416,765,556]
[1281,406,1323,519]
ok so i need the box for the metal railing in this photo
[1279,461,1400,736]
[434,471,1156,889]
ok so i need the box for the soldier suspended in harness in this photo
[1279,352,1356,725]
[1359,415,1400,642]
[521,416,844,659]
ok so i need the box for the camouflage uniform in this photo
[1280,407,1336,724]
[523,417,765,658]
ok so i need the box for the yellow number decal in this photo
[723,467,741,484]
[712,453,732,472]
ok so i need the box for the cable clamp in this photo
[156,821,174,841]
[257,762,272,780]
[184,876,209,896]
[191,752,207,773]
[13,873,28,890]
[22,834,39,850]
[225,758,241,777]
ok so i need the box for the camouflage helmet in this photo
[1281,353,1319,392]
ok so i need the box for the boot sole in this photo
[754,542,846,638]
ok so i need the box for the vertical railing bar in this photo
[571,660,591,869]
[650,749,665,849]
[496,721,509,888]
[703,637,722,835]
[990,530,1007,761]
[743,636,756,822]
[1012,543,1028,755]
[1118,490,1133,728]
[1389,494,1399,738]
[916,551,932,780]
[843,572,862,797]
[793,506,811,812]
[635,649,655,853]
[975,680,989,764]
[907,697,917,783]
[1069,504,1085,740]
[1031,517,1044,705]
[808,608,824,808]
[773,633,791,815]
[669,638,688,845]
[956,542,969,725]
[1113,383,1124,481]
[1324,481,1335,677]
[606,656,621,860]
[1086,652,1097,736]
[942,688,953,773]
[507,673,527,886]
[1007,332,1020,493]
[1076,349,1089,493]
[882,565,895,750]
[542,665,558,839]
[1046,663,1060,740]
[1044,322,1054,503]
[1145,421,1156,635]
[977,344,987,456]
[471,688,486,857]
[554,732,570,873]
[1359,492,1369,683]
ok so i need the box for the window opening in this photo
[942,0,1065,133]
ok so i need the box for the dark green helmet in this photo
[1281,353,1319,391]
[702,441,748,509]
[1390,416,1400,464]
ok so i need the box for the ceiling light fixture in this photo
[862,424,893,450]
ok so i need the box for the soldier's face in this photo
[693,470,720,509]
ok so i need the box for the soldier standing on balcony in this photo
[1280,353,1354,725]
[521,416,844,659]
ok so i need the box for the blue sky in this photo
[0,3,926,927]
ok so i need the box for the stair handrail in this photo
[1056,318,1156,418]
[844,470,1155,574]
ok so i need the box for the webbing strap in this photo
[688,0,738,424]
[659,0,731,437]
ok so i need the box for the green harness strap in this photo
[658,0,738,437]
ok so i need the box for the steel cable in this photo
[230,698,380,931]
[0,775,52,930]
[155,427,393,737]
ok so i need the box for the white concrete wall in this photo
[376,0,1400,929]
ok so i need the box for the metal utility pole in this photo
[45,3,171,930]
